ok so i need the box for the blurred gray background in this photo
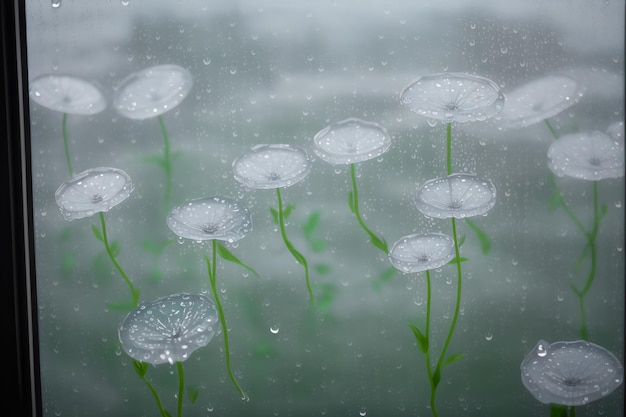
[26,1,624,416]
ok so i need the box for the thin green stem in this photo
[158,115,173,208]
[572,181,600,340]
[545,119,602,340]
[350,164,388,253]
[98,212,140,307]
[140,373,170,417]
[423,270,439,417]
[276,188,314,304]
[434,218,463,378]
[544,119,559,140]
[446,123,452,175]
[176,361,184,417]
[62,112,73,176]
[205,242,247,400]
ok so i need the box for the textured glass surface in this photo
[25,1,624,417]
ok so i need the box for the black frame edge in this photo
[2,0,40,416]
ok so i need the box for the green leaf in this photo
[458,234,466,247]
[548,190,564,211]
[303,211,321,238]
[310,238,327,253]
[408,322,428,354]
[443,353,464,367]
[187,387,199,404]
[143,154,165,168]
[348,191,355,214]
[110,240,121,257]
[283,203,295,219]
[269,207,279,224]
[465,219,492,254]
[575,243,590,268]
[91,225,103,242]
[286,241,308,266]
[377,267,397,283]
[61,253,76,275]
[369,233,388,253]
[432,367,441,388]
[314,282,337,311]
[142,238,175,255]
[217,242,259,276]
[600,203,608,220]
[448,256,469,265]
[133,360,148,377]
[314,263,332,275]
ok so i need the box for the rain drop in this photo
[51,0,61,7]
[270,326,279,334]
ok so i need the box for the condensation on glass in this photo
[24,1,624,416]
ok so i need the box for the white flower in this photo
[400,72,504,123]
[118,294,219,365]
[521,339,624,406]
[55,167,133,221]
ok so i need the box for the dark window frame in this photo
[2,1,40,416]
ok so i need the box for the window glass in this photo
[25,1,624,416]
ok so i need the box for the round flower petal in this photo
[232,144,311,190]
[388,233,455,273]
[55,167,134,221]
[547,131,625,180]
[167,196,252,243]
[312,118,392,165]
[113,64,193,120]
[415,173,497,219]
[521,339,624,406]
[400,72,505,123]
[607,121,624,146]
[118,293,219,365]
[29,74,107,115]
[499,74,583,130]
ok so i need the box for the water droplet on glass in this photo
[537,344,547,357]
[51,0,61,7]
[270,326,279,334]
[485,333,493,341]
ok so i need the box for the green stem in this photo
[544,119,559,140]
[158,115,173,208]
[176,361,184,417]
[446,123,452,175]
[350,164,388,253]
[205,242,247,400]
[140,372,170,417]
[545,119,602,340]
[62,112,73,176]
[98,212,140,307]
[276,188,314,304]
[423,270,439,417]
[572,181,600,340]
[435,218,463,372]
